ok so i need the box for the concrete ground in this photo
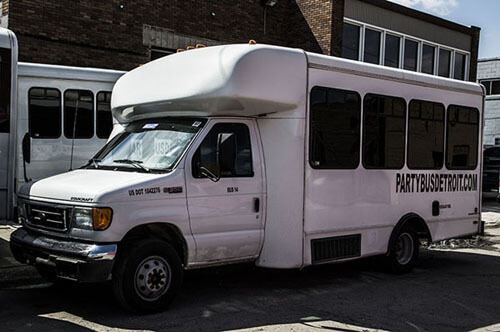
[0,201,499,332]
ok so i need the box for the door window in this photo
[192,123,253,178]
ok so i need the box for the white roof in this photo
[18,62,125,82]
[111,43,483,123]
[111,44,307,123]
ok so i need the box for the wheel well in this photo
[387,213,432,253]
[121,223,188,266]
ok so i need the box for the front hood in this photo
[20,169,165,204]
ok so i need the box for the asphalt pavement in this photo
[0,201,499,332]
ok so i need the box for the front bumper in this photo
[10,228,117,283]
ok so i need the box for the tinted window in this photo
[0,48,11,133]
[384,34,400,68]
[310,87,361,169]
[422,45,435,75]
[446,105,479,169]
[342,23,360,61]
[492,81,500,95]
[407,100,444,169]
[192,123,253,178]
[29,88,61,138]
[97,91,112,139]
[364,29,380,64]
[64,90,94,139]
[438,49,451,77]
[404,39,418,71]
[454,53,466,80]
[363,94,406,169]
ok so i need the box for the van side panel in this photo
[303,66,482,266]
[255,117,305,269]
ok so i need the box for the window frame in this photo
[28,86,62,139]
[342,21,362,61]
[96,90,113,139]
[362,93,407,170]
[363,27,382,65]
[191,122,254,179]
[308,85,362,170]
[406,99,445,170]
[63,89,95,139]
[383,33,401,68]
[445,104,480,170]
[343,18,470,81]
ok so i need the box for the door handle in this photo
[253,197,260,213]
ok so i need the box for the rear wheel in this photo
[112,239,183,313]
[387,225,419,274]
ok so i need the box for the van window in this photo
[29,88,61,138]
[192,123,253,178]
[407,100,445,169]
[363,94,406,169]
[446,105,479,169]
[64,89,94,139]
[310,86,361,169]
[97,91,112,139]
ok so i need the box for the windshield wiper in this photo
[88,158,102,169]
[113,159,150,172]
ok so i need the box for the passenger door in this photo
[185,119,265,263]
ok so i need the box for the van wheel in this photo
[112,239,183,313]
[387,225,419,274]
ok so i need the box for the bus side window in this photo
[446,105,479,169]
[309,86,361,169]
[97,91,113,139]
[64,89,94,139]
[362,94,406,169]
[29,88,61,138]
[407,100,445,169]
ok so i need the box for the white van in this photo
[11,44,484,312]
[1,60,124,220]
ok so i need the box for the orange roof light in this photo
[186,46,195,50]
[196,44,206,48]
[249,40,257,45]
[176,49,185,53]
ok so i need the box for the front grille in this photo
[311,234,361,264]
[26,202,70,232]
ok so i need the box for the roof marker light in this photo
[249,40,257,45]
[186,46,195,50]
[196,44,206,48]
[176,49,185,53]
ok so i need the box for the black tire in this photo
[112,239,183,313]
[386,225,419,274]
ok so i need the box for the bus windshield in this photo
[87,118,206,173]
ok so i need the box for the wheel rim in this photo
[134,256,171,302]
[394,232,414,265]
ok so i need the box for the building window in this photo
[29,88,61,138]
[454,53,466,80]
[407,100,444,169]
[384,34,400,68]
[342,22,360,61]
[422,44,435,75]
[362,94,406,169]
[438,49,451,77]
[97,91,113,139]
[404,39,418,71]
[364,29,381,64]
[64,90,94,139]
[342,19,470,81]
[192,123,253,178]
[446,105,479,169]
[480,80,500,96]
[150,48,175,61]
[309,86,361,169]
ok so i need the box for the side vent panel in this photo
[311,234,361,264]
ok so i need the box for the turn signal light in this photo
[93,207,113,231]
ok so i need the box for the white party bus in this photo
[11,43,484,312]
[0,27,125,221]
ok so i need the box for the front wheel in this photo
[386,226,419,274]
[112,239,183,313]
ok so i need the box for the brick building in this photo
[0,0,480,81]
[478,58,500,146]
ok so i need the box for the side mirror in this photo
[22,132,31,164]
[199,165,220,182]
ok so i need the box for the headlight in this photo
[17,204,27,224]
[72,207,113,231]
